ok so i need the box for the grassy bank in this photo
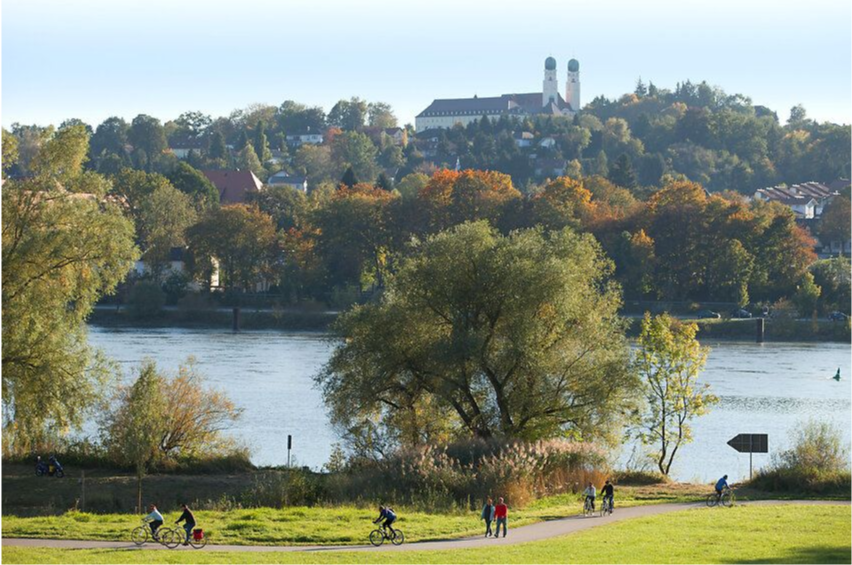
[4,505,850,564]
[1,482,713,546]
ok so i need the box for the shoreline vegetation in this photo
[88,306,851,342]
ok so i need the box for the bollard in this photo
[756,317,765,343]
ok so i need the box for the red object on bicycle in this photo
[193,529,203,540]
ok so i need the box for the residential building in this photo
[285,129,324,147]
[202,169,263,205]
[754,181,841,217]
[267,171,308,192]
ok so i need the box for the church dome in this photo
[568,58,579,72]
[545,56,557,70]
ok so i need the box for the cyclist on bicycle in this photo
[714,475,729,499]
[373,505,397,537]
[600,479,614,510]
[175,503,197,545]
[582,482,596,511]
[144,504,164,540]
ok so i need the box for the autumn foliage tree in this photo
[186,205,278,291]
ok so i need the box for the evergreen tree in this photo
[340,166,359,188]
[635,78,648,97]
[253,120,272,163]
[236,130,249,151]
[208,130,227,161]
[609,153,637,189]
[376,172,393,191]
[593,150,609,177]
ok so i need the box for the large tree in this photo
[2,126,138,452]
[318,221,634,455]
[186,205,278,290]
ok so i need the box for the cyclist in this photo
[600,479,614,511]
[373,505,397,538]
[48,455,63,476]
[714,475,729,500]
[175,503,197,545]
[144,504,164,540]
[582,482,596,511]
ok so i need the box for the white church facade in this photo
[415,57,581,132]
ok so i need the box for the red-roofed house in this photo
[202,170,263,205]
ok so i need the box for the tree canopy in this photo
[318,221,634,456]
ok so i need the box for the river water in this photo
[87,327,851,483]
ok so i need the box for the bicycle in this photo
[599,496,613,517]
[369,525,404,546]
[582,497,595,517]
[131,521,182,548]
[705,487,735,508]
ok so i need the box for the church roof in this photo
[417,92,572,118]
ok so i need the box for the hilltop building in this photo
[415,57,581,131]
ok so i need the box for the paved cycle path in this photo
[3,500,847,554]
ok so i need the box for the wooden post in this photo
[756,318,765,343]
[232,307,241,332]
[81,470,86,512]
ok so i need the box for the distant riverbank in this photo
[89,307,851,343]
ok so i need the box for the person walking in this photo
[481,497,495,537]
[494,497,508,538]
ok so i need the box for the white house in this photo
[285,129,324,147]
[267,171,308,192]
[514,131,534,148]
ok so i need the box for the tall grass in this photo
[329,439,607,510]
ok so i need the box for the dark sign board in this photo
[727,433,768,453]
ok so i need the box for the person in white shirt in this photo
[582,482,596,511]
[144,504,164,539]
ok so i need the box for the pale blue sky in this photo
[2,0,850,128]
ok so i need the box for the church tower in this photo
[542,56,558,107]
[566,58,580,111]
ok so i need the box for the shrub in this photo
[611,469,670,485]
[241,469,325,508]
[127,281,166,319]
[748,420,851,495]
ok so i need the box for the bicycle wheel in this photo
[369,529,385,546]
[54,469,65,478]
[721,492,735,507]
[160,528,181,549]
[705,494,718,507]
[131,526,148,546]
[190,536,208,549]
[391,529,404,546]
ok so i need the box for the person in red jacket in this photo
[494,497,508,538]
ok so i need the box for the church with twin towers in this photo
[415,56,580,131]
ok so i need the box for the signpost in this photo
[727,433,768,480]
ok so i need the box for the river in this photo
[87,327,851,483]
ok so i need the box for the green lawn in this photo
[1,485,709,547]
[3,506,850,564]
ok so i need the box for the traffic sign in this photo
[727,433,768,453]
[727,433,768,480]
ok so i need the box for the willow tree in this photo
[2,125,138,453]
[317,221,635,457]
[634,313,718,476]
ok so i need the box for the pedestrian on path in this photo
[494,497,508,538]
[481,497,495,537]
